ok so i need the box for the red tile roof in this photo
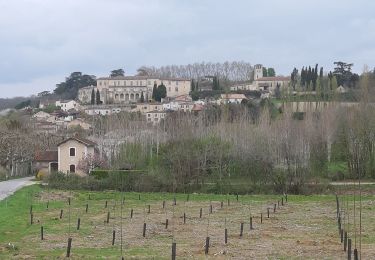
[34,150,58,162]
[57,137,97,147]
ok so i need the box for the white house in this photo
[146,110,167,124]
[84,107,112,116]
[230,82,258,91]
[56,100,80,112]
[220,94,247,104]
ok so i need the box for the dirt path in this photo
[0,176,35,201]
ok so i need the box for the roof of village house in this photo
[34,150,58,162]
[220,94,247,99]
[255,76,290,81]
[173,95,193,102]
[68,118,90,124]
[51,110,68,117]
[33,111,51,118]
[57,136,97,147]
[230,81,253,86]
[146,110,167,114]
[192,104,204,111]
[57,100,77,103]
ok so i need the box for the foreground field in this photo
[0,185,374,259]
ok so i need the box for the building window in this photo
[148,81,151,85]
[176,81,178,85]
[169,87,171,92]
[130,81,133,86]
[169,81,171,85]
[99,82,102,86]
[70,148,76,157]
[69,165,76,173]
[175,87,178,92]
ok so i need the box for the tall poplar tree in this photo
[91,88,95,105]
[96,89,101,105]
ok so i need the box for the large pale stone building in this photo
[78,75,191,105]
[229,64,290,94]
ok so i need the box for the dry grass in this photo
[1,188,375,259]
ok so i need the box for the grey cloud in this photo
[0,0,374,97]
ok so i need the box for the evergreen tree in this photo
[301,67,306,87]
[308,66,312,87]
[156,84,167,101]
[331,76,338,92]
[110,69,125,77]
[96,89,101,105]
[212,77,217,90]
[319,67,324,78]
[267,68,276,77]
[140,91,145,103]
[91,88,95,105]
[191,79,195,91]
[291,68,298,90]
[196,80,199,91]
[152,83,157,100]
[262,67,268,77]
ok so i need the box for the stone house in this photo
[34,150,58,174]
[57,137,97,175]
[220,94,248,104]
[56,100,80,112]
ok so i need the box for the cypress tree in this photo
[191,79,195,92]
[96,89,101,105]
[91,88,95,105]
[301,67,305,87]
[140,91,144,103]
[152,83,157,100]
[308,66,312,87]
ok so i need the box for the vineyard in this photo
[0,185,374,259]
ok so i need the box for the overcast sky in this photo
[0,0,374,98]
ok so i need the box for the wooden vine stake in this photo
[172,242,177,260]
[66,237,72,258]
[40,226,44,240]
[77,218,81,230]
[240,222,244,237]
[205,237,210,255]
[143,223,147,237]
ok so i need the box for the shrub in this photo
[36,170,49,181]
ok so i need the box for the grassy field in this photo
[0,185,374,259]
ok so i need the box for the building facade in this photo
[78,76,191,105]
[57,137,96,175]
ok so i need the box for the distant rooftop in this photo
[256,76,290,81]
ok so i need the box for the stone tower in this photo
[254,64,263,80]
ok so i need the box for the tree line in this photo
[136,61,254,82]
